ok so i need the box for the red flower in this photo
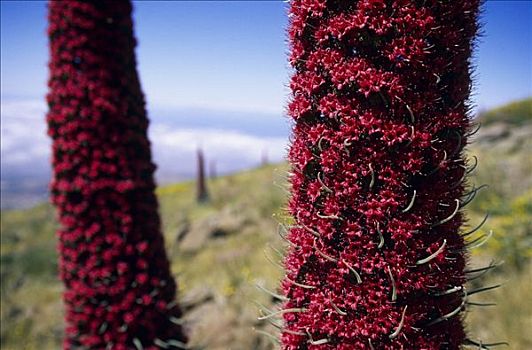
[46,1,187,348]
[280,0,480,348]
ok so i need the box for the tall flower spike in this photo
[280,0,481,348]
[196,148,209,203]
[46,1,187,348]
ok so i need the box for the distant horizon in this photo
[2,95,529,210]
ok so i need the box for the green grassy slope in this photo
[1,164,290,349]
[463,98,532,348]
[1,98,531,349]
[478,97,532,127]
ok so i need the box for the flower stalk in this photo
[280,0,481,348]
[46,1,187,347]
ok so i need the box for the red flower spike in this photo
[280,0,481,348]
[46,1,187,348]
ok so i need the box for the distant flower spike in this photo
[46,1,187,348]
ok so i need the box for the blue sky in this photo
[1,1,290,113]
[1,1,531,194]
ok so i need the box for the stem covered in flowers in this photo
[280,0,480,348]
[46,1,187,348]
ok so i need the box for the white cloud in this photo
[147,97,287,117]
[0,99,50,171]
[151,124,286,154]
[0,99,288,181]
[150,125,287,180]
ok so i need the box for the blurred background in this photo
[1,1,530,349]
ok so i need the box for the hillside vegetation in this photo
[479,97,531,127]
[1,98,531,349]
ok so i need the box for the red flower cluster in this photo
[281,0,480,348]
[46,1,186,348]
